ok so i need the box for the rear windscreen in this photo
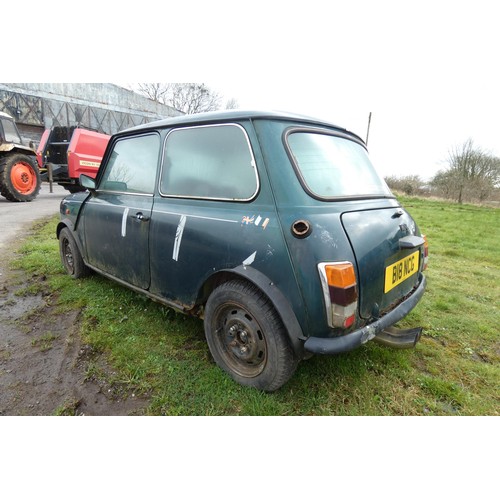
[286,130,392,199]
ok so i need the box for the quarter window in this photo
[100,134,160,194]
[161,124,258,200]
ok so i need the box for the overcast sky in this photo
[10,1,500,182]
[202,1,500,181]
[208,75,499,182]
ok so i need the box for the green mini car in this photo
[58,110,428,391]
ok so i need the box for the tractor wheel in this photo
[0,154,42,202]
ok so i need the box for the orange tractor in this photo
[0,111,41,201]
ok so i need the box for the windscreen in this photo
[286,131,392,199]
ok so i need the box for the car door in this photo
[148,123,278,306]
[82,133,160,289]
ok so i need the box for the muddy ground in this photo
[0,226,150,416]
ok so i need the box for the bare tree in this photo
[136,83,170,104]
[134,83,226,114]
[169,83,222,114]
[385,175,425,196]
[431,139,500,203]
[225,97,239,110]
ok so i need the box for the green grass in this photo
[9,198,500,415]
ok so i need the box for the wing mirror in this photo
[80,174,96,191]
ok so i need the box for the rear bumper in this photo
[304,274,426,355]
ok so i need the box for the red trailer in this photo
[37,126,110,192]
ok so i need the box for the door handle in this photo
[131,212,150,222]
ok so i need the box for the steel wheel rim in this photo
[63,238,74,273]
[11,162,37,195]
[213,303,268,378]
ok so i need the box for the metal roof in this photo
[122,109,355,137]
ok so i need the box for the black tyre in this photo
[0,154,41,202]
[204,280,298,392]
[59,228,90,278]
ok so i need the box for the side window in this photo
[1,118,22,143]
[161,124,258,200]
[100,134,160,194]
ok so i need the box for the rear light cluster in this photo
[318,262,358,329]
[422,235,429,270]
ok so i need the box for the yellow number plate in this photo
[384,251,420,293]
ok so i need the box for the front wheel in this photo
[204,280,298,392]
[59,228,90,278]
[0,154,41,202]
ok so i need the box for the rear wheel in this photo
[59,228,90,278]
[0,154,41,202]
[204,280,298,392]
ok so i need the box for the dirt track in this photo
[0,186,149,415]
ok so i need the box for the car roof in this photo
[0,111,14,119]
[122,109,362,141]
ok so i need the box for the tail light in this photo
[422,235,429,270]
[318,262,358,329]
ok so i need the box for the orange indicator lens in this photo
[325,263,356,288]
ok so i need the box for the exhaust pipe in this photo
[374,326,422,349]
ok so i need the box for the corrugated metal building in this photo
[0,83,182,147]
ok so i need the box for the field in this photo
[9,197,500,415]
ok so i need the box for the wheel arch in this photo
[56,220,73,237]
[198,265,307,359]
[57,220,87,260]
